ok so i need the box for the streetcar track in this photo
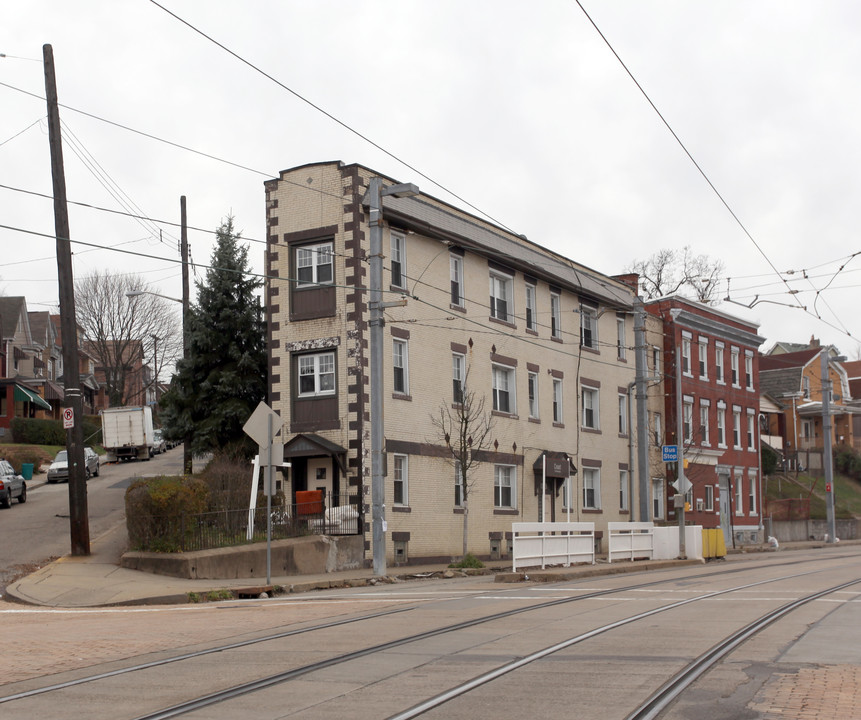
[624,578,861,720]
[385,575,861,719]
[128,566,848,719]
[2,550,857,717]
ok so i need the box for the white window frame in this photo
[733,406,742,448]
[803,375,811,399]
[653,412,662,447]
[745,351,754,390]
[619,468,629,511]
[553,378,563,423]
[297,351,336,397]
[618,392,628,435]
[748,469,757,515]
[699,400,710,445]
[746,409,756,450]
[652,346,661,374]
[393,339,409,395]
[452,353,465,404]
[731,347,740,387]
[494,464,516,509]
[449,254,464,307]
[489,271,513,323]
[454,461,464,507]
[582,385,599,429]
[582,467,601,510]
[393,454,408,506]
[390,232,406,288]
[717,403,727,447]
[296,241,333,286]
[492,364,516,414]
[652,478,665,520]
[705,484,715,512]
[734,470,744,515]
[580,305,598,349]
[683,397,694,442]
[528,371,539,419]
[616,315,627,360]
[698,338,708,379]
[715,342,725,384]
[550,292,562,339]
[525,283,537,331]
[681,333,692,376]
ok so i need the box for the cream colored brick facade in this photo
[266,162,639,564]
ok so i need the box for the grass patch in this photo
[765,472,861,519]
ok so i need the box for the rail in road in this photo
[2,550,859,719]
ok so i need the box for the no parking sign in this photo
[62,407,74,429]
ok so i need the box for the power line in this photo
[146,0,519,235]
[0,115,44,147]
[572,1,811,318]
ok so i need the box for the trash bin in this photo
[20,463,34,480]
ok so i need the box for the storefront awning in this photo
[14,384,52,411]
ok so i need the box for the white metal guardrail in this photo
[512,522,595,570]
[608,522,655,563]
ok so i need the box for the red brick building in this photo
[646,296,764,547]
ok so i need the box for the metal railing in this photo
[128,492,361,553]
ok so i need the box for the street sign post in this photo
[243,401,284,584]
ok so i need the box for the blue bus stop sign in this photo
[662,444,679,463]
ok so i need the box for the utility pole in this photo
[180,196,193,474]
[675,345,687,559]
[44,44,89,555]
[367,177,418,577]
[634,297,650,522]
[821,348,837,542]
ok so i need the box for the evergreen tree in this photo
[160,217,266,458]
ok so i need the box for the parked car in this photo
[0,459,26,507]
[152,429,167,454]
[85,447,100,477]
[47,447,100,483]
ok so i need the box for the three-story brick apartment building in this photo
[266,161,639,564]
[646,296,764,547]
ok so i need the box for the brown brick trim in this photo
[283,225,339,245]
[490,352,518,367]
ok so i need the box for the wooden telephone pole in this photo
[44,44,90,555]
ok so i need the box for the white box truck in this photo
[101,406,154,462]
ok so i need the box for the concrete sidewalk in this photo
[3,515,839,608]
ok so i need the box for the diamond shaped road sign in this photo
[671,474,693,495]
[243,401,282,447]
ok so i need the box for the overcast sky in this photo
[2,1,860,359]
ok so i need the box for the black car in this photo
[0,459,26,507]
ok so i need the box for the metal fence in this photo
[128,493,362,553]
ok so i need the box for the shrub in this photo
[761,443,778,476]
[11,418,66,446]
[199,450,256,511]
[2,446,53,474]
[125,476,210,552]
[835,446,861,482]
[449,553,484,569]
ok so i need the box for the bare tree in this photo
[429,368,495,560]
[628,246,725,304]
[75,271,182,406]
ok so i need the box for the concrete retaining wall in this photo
[768,518,859,543]
[121,535,365,580]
